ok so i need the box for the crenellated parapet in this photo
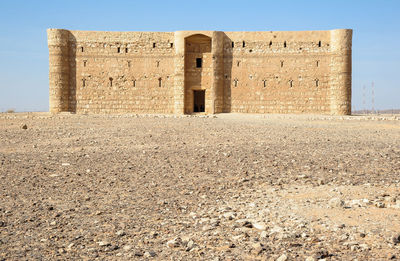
[329,29,352,115]
[47,29,70,113]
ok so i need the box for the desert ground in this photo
[0,112,399,260]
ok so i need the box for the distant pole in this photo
[371,81,375,114]
[363,85,366,114]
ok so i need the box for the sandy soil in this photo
[0,113,399,260]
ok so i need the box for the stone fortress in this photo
[47,29,352,115]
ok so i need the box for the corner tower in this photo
[329,29,352,115]
[47,29,70,113]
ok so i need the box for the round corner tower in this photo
[329,29,352,115]
[47,29,70,113]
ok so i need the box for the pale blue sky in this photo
[0,0,399,111]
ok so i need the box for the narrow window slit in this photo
[269,41,272,47]
[316,60,319,67]
[318,41,321,47]
[242,41,245,47]
[233,78,238,87]
[133,79,136,87]
[117,47,121,53]
[284,41,287,48]
[170,43,173,48]
[315,79,319,87]
[109,77,113,87]
[83,60,87,67]
[281,60,284,68]
[289,80,293,88]
[81,47,84,52]
[82,78,86,87]
[158,78,162,87]
[232,42,234,48]
[153,43,156,48]
[125,48,128,53]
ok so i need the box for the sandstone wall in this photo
[48,29,175,114]
[223,30,342,114]
[48,29,352,115]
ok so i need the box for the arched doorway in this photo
[184,34,212,114]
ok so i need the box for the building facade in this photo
[47,29,352,115]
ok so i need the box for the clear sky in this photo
[0,0,399,112]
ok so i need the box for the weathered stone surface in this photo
[47,29,352,115]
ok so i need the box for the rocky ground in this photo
[0,112,399,260]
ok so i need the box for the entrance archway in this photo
[184,34,212,114]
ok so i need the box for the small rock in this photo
[253,222,267,231]
[167,237,181,248]
[260,231,268,239]
[252,242,264,255]
[123,245,132,251]
[223,212,236,220]
[144,251,156,257]
[243,221,253,228]
[116,230,126,236]
[276,253,288,261]
[22,124,28,130]
[67,243,74,250]
[329,198,344,208]
[134,251,143,257]
[97,241,111,247]
[392,235,400,244]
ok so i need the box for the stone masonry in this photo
[47,29,352,115]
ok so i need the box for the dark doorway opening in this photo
[196,58,202,68]
[193,90,205,112]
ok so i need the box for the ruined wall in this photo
[48,29,352,115]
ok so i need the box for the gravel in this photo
[0,112,399,260]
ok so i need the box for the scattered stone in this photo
[329,198,344,208]
[392,235,400,244]
[252,222,267,231]
[97,241,111,247]
[123,245,132,251]
[116,230,126,236]
[22,124,27,130]
[260,231,268,239]
[134,251,143,257]
[252,242,264,255]
[144,251,156,258]
[167,237,182,248]
[276,253,288,261]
